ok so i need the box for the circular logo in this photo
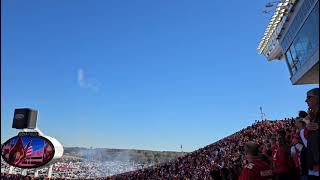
[14,114,25,120]
[1,135,56,169]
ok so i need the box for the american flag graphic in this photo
[25,141,33,157]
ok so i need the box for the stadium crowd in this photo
[108,120,292,179]
[1,159,151,179]
[1,88,319,180]
[109,88,319,180]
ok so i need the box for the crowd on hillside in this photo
[108,120,292,179]
[1,88,319,180]
[109,88,319,180]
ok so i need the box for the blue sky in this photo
[1,0,317,152]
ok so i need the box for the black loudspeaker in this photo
[12,108,38,129]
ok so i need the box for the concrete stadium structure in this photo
[258,0,319,85]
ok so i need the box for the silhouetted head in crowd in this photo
[244,142,259,156]
[299,111,308,118]
[266,148,272,157]
[277,137,287,147]
[221,168,230,178]
[210,170,221,180]
[278,130,286,139]
[258,153,271,165]
[270,137,276,146]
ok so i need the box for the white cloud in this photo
[77,68,101,92]
[78,69,86,87]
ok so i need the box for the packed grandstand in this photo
[1,87,319,180]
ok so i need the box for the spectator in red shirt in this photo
[238,142,273,180]
[270,137,277,152]
[273,137,292,180]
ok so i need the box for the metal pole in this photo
[260,107,264,121]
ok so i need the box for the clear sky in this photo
[1,0,317,152]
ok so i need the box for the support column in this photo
[21,169,27,176]
[47,164,53,179]
[9,166,14,174]
[34,169,39,178]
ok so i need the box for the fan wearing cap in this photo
[304,88,319,179]
[238,142,273,180]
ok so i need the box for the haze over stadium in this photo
[1,0,317,154]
